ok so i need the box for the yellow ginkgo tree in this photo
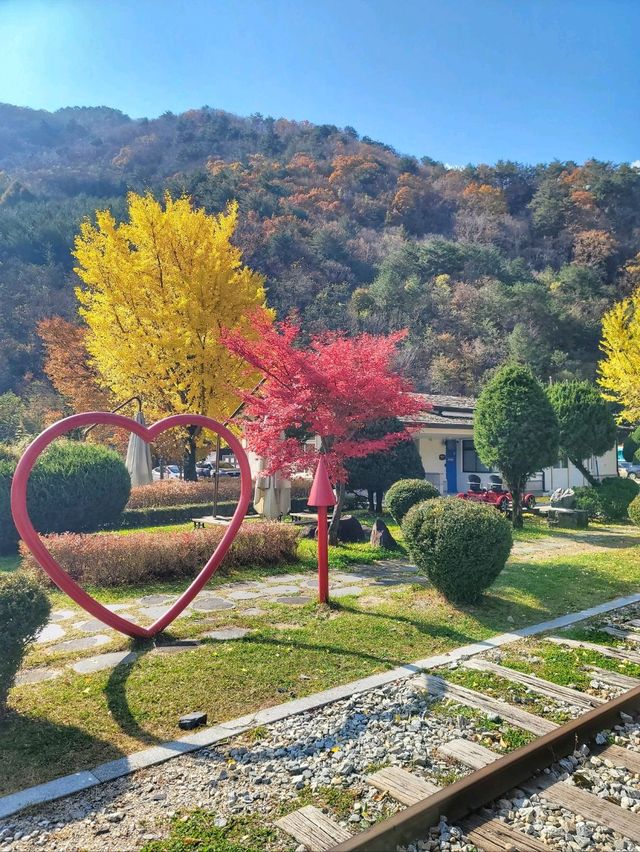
[599,288,640,423]
[74,192,267,477]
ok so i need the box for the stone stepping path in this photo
[22,558,426,680]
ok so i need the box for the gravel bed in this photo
[0,676,495,851]
[3,640,640,851]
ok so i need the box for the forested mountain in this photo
[1,101,639,419]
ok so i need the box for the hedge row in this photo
[20,521,300,587]
[127,477,311,509]
[117,497,310,529]
[1,441,131,554]
[574,478,639,521]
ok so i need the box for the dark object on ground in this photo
[338,514,365,542]
[298,523,318,539]
[370,518,398,549]
[179,711,208,730]
[546,507,589,529]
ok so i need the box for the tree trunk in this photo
[375,490,383,514]
[367,489,375,512]
[183,427,198,482]
[329,481,346,545]
[510,477,525,528]
[570,456,600,487]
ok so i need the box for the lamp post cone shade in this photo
[125,411,153,487]
[307,455,336,507]
[308,456,335,604]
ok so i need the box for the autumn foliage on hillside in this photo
[1,103,640,413]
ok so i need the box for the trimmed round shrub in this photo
[629,494,640,527]
[402,497,513,603]
[0,572,50,714]
[385,478,439,523]
[575,478,639,521]
[0,440,131,553]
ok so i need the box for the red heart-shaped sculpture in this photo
[11,412,251,638]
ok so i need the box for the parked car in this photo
[457,474,536,512]
[619,460,640,480]
[152,464,181,481]
[196,462,212,478]
[218,467,240,477]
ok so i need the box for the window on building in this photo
[462,440,492,473]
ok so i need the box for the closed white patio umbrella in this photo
[125,411,153,487]
[253,457,291,519]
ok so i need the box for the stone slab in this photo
[153,641,202,655]
[74,618,117,634]
[72,651,138,674]
[275,595,313,605]
[49,609,76,622]
[44,634,111,654]
[0,771,100,819]
[35,624,65,644]
[242,607,266,616]
[15,666,63,686]
[138,594,176,606]
[226,590,264,601]
[136,605,173,620]
[330,586,364,598]
[203,628,251,641]
[92,742,202,783]
[265,585,302,596]
[191,598,235,612]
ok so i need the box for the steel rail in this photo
[331,683,640,852]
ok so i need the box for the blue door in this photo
[445,440,457,493]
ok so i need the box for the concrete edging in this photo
[1,591,639,820]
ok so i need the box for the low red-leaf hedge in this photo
[127,478,310,509]
[20,521,300,587]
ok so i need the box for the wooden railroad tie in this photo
[546,636,640,665]
[463,658,604,708]
[276,805,351,851]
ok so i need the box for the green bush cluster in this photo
[629,494,640,527]
[0,440,131,553]
[402,497,513,603]
[385,478,439,523]
[0,572,50,714]
[574,477,639,521]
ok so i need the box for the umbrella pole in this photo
[212,433,221,518]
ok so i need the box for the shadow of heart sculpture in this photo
[10,412,251,638]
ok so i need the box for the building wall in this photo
[416,428,619,495]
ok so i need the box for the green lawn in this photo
[2,514,639,794]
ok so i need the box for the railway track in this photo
[275,627,640,852]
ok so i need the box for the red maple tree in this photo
[222,310,425,542]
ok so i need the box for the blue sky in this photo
[1,0,638,166]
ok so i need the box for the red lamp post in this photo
[307,456,336,603]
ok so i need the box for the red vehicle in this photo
[457,474,536,513]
